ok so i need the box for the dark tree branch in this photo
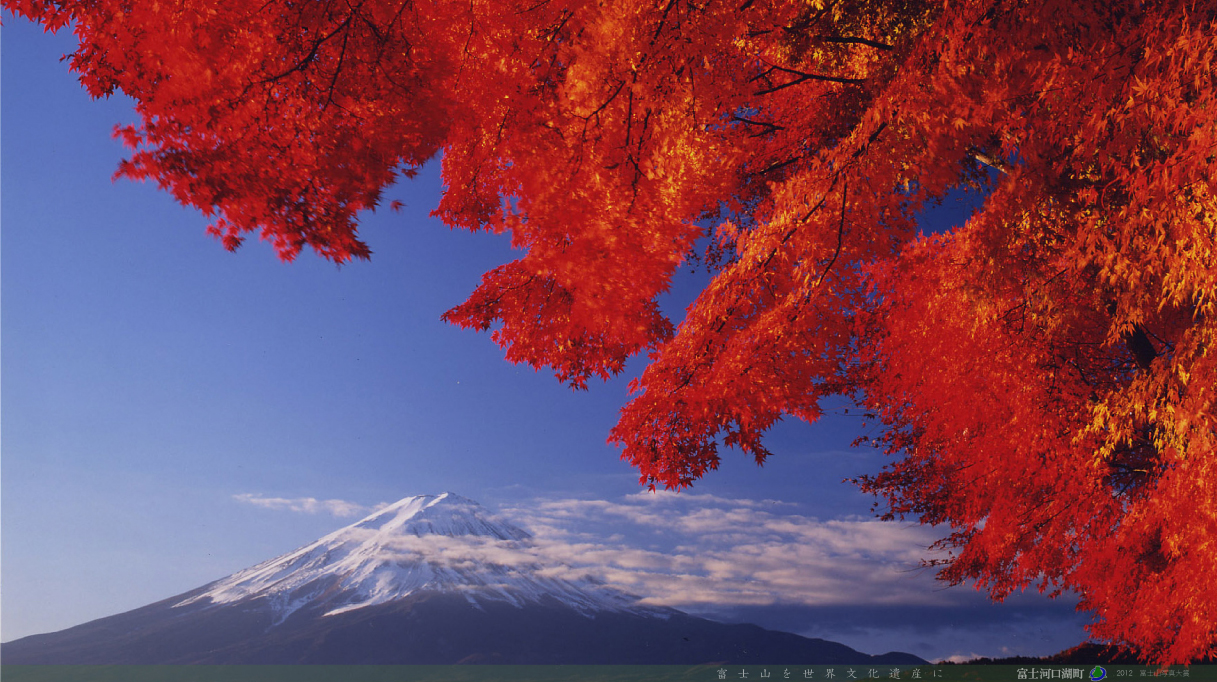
[755,67,866,95]
[820,35,893,50]
[968,146,1011,174]
[730,114,786,136]
[816,178,847,287]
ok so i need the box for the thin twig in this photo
[816,179,848,287]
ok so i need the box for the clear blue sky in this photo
[2,15,1088,661]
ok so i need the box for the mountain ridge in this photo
[1,492,927,665]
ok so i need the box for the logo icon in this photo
[1089,666,1107,682]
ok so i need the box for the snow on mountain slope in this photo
[177,493,663,621]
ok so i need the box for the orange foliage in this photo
[8,0,1215,664]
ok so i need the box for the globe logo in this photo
[1089,666,1108,681]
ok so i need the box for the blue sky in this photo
[2,16,1088,661]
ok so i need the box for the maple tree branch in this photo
[259,11,354,86]
[820,36,893,50]
[516,0,552,13]
[453,0,479,88]
[322,6,356,109]
[650,0,678,46]
[536,9,573,43]
[582,79,628,124]
[753,120,881,284]
[854,121,888,157]
[815,179,847,287]
[751,178,837,277]
[796,192,832,229]
[753,156,801,176]
[754,66,866,96]
[730,114,786,137]
[967,146,1011,174]
[625,86,636,148]
[779,0,836,41]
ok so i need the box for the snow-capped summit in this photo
[177,492,652,620]
[348,493,532,540]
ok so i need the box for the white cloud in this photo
[233,493,380,518]
[233,491,959,613]
[502,493,954,612]
[624,489,799,508]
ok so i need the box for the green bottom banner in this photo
[3,665,1216,682]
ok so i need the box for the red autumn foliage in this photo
[7,0,1215,664]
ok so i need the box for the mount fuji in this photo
[2,493,925,664]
